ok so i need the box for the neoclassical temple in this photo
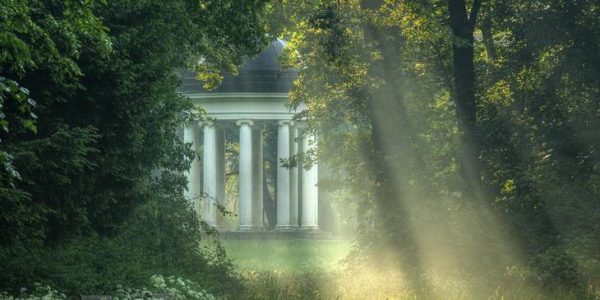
[178,40,319,231]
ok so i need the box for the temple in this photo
[178,40,319,231]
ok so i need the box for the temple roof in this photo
[178,39,297,94]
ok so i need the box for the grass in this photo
[220,239,600,299]
[221,239,352,272]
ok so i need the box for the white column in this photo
[237,120,254,230]
[252,128,264,229]
[215,127,226,228]
[276,120,293,230]
[289,126,299,228]
[184,124,202,216]
[301,132,319,230]
[202,122,217,226]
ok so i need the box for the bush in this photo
[0,176,241,297]
[113,275,216,300]
[0,283,66,300]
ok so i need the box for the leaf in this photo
[22,119,37,134]
[18,86,30,95]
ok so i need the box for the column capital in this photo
[236,119,254,127]
[198,119,215,127]
[278,120,294,127]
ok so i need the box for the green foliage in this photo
[0,0,268,296]
[142,275,216,300]
[0,275,219,300]
[0,283,66,300]
[0,0,110,247]
[273,0,600,292]
[1,176,241,296]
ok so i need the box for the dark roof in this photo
[178,39,297,94]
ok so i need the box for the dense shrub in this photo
[1,179,241,296]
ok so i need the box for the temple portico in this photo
[179,39,319,232]
[182,113,318,232]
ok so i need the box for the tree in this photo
[273,0,600,294]
[0,0,110,248]
[0,0,269,294]
[447,0,484,199]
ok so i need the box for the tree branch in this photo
[468,0,482,30]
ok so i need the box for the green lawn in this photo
[222,239,352,272]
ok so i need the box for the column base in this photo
[300,225,319,231]
[237,225,265,232]
[275,225,299,232]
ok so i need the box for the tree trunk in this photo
[481,18,496,60]
[448,0,486,200]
